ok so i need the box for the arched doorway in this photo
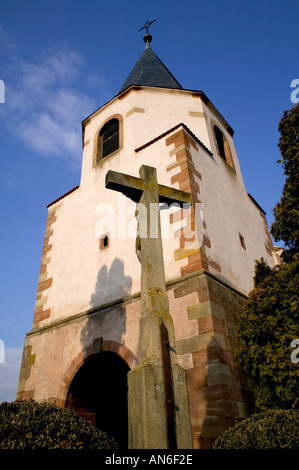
[65,351,130,448]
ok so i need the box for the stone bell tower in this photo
[17,25,281,448]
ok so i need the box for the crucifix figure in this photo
[106,165,193,449]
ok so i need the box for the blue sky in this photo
[0,0,298,402]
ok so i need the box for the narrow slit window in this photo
[239,233,246,250]
[99,235,109,250]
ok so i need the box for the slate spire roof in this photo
[119,33,182,94]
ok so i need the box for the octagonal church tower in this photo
[17,31,280,449]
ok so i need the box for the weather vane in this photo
[138,19,157,34]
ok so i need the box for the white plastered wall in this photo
[40,86,276,326]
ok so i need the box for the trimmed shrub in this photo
[0,400,118,449]
[212,409,299,449]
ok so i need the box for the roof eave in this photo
[81,85,234,146]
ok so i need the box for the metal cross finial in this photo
[138,18,157,34]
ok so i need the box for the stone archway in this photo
[65,351,130,448]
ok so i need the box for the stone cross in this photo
[105,164,193,449]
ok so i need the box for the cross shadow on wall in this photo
[80,257,133,353]
[67,257,133,448]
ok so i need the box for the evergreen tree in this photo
[271,103,299,260]
[235,104,299,410]
[235,256,299,410]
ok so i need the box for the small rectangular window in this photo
[99,235,109,250]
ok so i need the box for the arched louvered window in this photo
[213,124,235,169]
[99,118,119,159]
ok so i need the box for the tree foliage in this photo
[235,256,299,410]
[212,409,299,449]
[271,103,299,260]
[235,104,299,411]
[0,400,118,449]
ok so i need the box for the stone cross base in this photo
[128,349,193,449]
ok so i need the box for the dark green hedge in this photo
[0,400,118,449]
[213,409,299,449]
